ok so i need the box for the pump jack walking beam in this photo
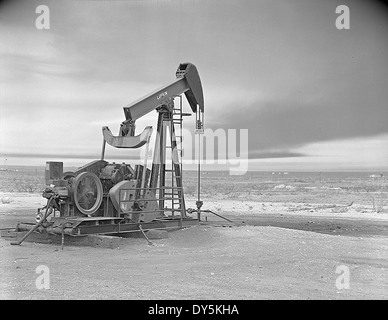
[123,63,204,126]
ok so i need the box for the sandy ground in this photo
[186,195,388,220]
[1,192,387,220]
[0,192,387,300]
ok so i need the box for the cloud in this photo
[208,92,388,155]
[248,150,307,159]
[1,0,388,170]
[0,151,141,161]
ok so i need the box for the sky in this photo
[0,0,388,171]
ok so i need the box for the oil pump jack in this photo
[11,63,205,241]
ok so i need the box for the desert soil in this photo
[0,192,387,300]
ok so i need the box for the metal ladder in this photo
[173,95,184,175]
[163,96,185,219]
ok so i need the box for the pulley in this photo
[72,172,103,216]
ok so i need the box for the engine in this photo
[40,160,160,223]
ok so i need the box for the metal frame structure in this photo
[7,63,205,245]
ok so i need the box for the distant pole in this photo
[198,131,200,203]
[195,110,203,220]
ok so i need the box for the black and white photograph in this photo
[0,0,387,304]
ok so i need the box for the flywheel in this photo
[72,172,103,216]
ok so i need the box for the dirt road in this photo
[220,213,388,238]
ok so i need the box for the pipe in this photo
[11,197,54,245]
[138,224,153,246]
[200,210,235,224]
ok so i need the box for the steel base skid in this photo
[12,216,199,237]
